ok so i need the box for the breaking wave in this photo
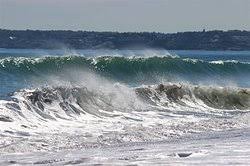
[1,56,249,77]
[1,53,250,146]
[1,83,250,126]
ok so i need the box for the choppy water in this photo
[0,49,250,165]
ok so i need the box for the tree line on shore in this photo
[0,29,250,50]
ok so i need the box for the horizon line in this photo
[1,28,250,34]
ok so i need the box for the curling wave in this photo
[1,82,250,147]
[136,84,250,110]
[1,83,250,124]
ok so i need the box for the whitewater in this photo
[0,49,250,165]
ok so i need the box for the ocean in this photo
[0,49,250,165]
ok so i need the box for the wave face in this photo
[1,56,250,94]
[1,50,250,152]
[1,56,249,76]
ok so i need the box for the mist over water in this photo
[0,49,250,165]
[1,49,250,98]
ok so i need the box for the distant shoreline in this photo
[0,29,250,51]
[1,48,250,52]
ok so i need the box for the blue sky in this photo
[0,0,249,32]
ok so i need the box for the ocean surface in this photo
[0,49,250,165]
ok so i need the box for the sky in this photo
[0,0,249,33]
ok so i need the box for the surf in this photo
[0,50,250,159]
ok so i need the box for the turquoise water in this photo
[1,49,250,99]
